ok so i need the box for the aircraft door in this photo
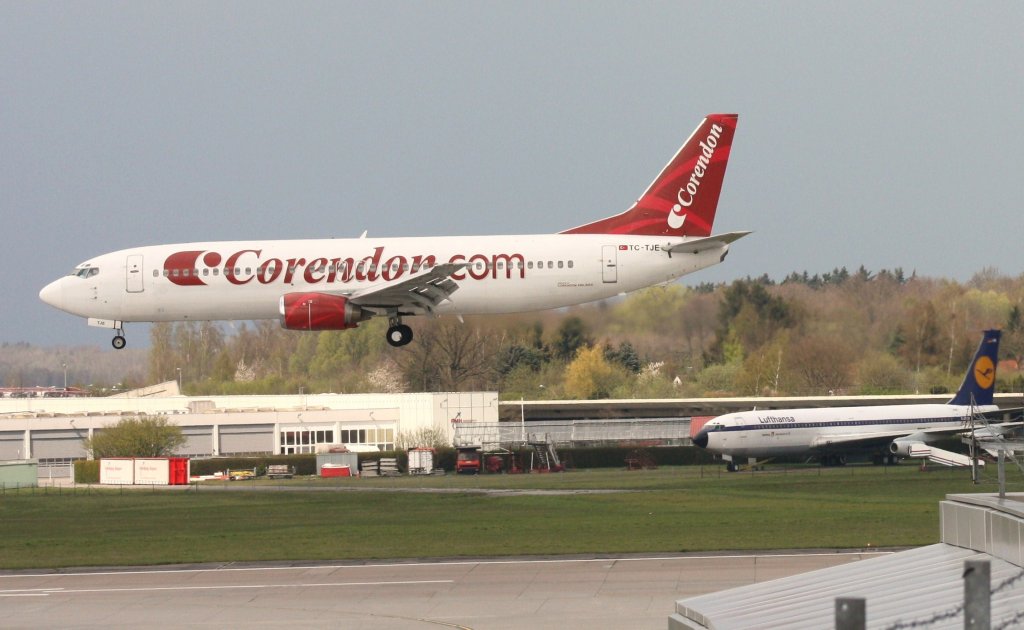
[126,254,144,293]
[602,245,618,283]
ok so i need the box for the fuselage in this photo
[39,233,730,324]
[695,404,999,459]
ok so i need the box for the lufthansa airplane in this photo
[39,114,748,349]
[694,330,1013,470]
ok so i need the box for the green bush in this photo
[74,459,100,484]
[557,446,716,469]
[188,454,317,476]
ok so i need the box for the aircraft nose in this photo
[39,278,64,310]
[693,429,709,449]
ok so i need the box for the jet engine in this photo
[279,293,368,331]
[889,439,923,457]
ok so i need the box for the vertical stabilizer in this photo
[561,114,738,237]
[948,329,1001,406]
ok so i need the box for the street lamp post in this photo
[176,367,182,392]
[62,363,67,391]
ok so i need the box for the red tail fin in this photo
[561,114,737,237]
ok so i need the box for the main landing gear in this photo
[820,454,847,467]
[112,329,127,350]
[386,317,413,347]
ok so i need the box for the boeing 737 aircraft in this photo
[39,114,748,349]
[694,330,1013,470]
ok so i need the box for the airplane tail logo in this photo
[949,329,1001,406]
[561,114,738,237]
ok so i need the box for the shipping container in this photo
[100,458,190,485]
[100,458,135,484]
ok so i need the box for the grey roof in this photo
[673,543,1024,629]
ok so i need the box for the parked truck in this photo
[456,447,481,474]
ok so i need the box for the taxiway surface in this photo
[1,551,886,629]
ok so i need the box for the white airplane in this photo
[40,114,749,349]
[694,329,1013,470]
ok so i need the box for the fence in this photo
[453,418,691,448]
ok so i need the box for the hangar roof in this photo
[673,543,1024,629]
[502,393,1024,421]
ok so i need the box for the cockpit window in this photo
[72,267,99,279]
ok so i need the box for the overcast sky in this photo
[3,2,1022,347]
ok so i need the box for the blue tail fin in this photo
[948,329,1001,406]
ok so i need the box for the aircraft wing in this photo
[808,415,1024,452]
[343,262,467,315]
[666,231,751,255]
[808,431,918,451]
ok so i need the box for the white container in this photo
[134,458,170,485]
[408,448,433,474]
[99,458,135,484]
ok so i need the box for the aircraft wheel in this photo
[725,462,738,473]
[112,335,127,350]
[386,324,413,347]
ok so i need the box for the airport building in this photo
[0,382,498,469]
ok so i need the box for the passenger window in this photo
[152,270,159,277]
[557,261,563,269]
[527,262,533,269]
[547,261,553,269]
[212,268,219,276]
[568,261,574,269]
[203,268,209,276]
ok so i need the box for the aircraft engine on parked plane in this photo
[889,438,923,457]
[279,293,369,331]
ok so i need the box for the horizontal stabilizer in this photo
[667,231,752,255]
[906,443,982,467]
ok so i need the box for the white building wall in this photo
[0,391,498,462]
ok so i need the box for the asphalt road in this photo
[0,551,886,629]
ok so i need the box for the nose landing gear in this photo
[112,329,126,350]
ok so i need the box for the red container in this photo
[168,458,190,485]
[321,465,351,478]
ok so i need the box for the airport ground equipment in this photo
[407,448,434,475]
[456,447,481,474]
[529,438,562,472]
[228,468,256,480]
[265,464,294,479]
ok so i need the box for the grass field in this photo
[0,464,1017,570]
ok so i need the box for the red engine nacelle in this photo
[279,293,368,331]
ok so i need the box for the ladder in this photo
[529,437,561,471]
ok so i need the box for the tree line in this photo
[134,266,1024,400]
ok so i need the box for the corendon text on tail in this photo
[39,114,749,349]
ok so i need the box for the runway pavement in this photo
[0,551,888,629]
